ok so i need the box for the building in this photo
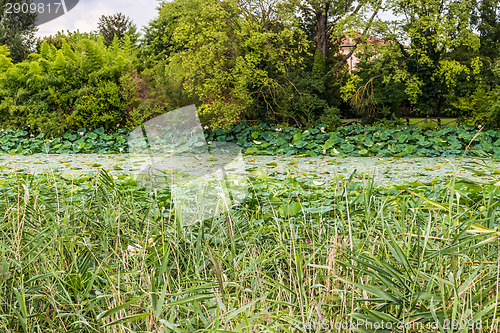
[339,34,401,72]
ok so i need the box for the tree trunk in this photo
[436,96,442,127]
[315,3,329,61]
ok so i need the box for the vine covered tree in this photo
[293,0,385,69]
[144,0,309,127]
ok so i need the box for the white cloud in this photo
[35,0,160,38]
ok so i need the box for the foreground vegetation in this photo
[1,162,499,332]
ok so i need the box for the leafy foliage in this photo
[0,161,500,330]
[0,0,37,62]
[343,41,408,122]
[97,12,139,46]
[0,127,129,154]
[0,33,156,136]
[484,62,500,126]
[206,122,497,158]
[2,122,499,158]
[471,0,500,63]
[341,0,485,124]
[145,0,308,128]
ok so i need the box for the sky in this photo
[34,0,398,39]
[35,0,162,38]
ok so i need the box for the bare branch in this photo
[330,1,364,26]
[298,3,315,13]
[345,0,355,13]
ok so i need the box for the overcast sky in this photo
[35,0,162,38]
[34,0,398,39]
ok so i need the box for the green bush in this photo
[67,81,125,130]
[0,33,152,136]
[317,106,341,131]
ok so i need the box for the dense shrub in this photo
[0,33,155,136]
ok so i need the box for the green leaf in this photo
[340,143,355,153]
[253,170,268,180]
[292,132,304,142]
[295,141,307,148]
[97,295,146,320]
[359,148,369,156]
[339,278,401,304]
[277,202,302,217]
[104,313,151,327]
[167,293,214,306]
[407,190,447,210]
[323,137,335,150]
[404,145,415,154]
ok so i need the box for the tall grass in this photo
[0,165,499,332]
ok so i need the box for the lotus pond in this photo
[0,153,497,186]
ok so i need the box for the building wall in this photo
[339,35,390,72]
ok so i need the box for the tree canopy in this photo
[148,0,309,127]
[0,0,499,132]
[0,0,37,62]
[98,12,139,46]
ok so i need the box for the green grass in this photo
[0,165,499,332]
[404,118,459,129]
[341,118,459,129]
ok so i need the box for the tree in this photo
[338,0,483,123]
[144,0,309,127]
[340,39,408,122]
[442,0,500,126]
[294,0,384,68]
[486,62,500,127]
[356,0,481,118]
[471,0,500,63]
[140,0,188,65]
[0,0,37,62]
[401,0,480,117]
[97,12,139,46]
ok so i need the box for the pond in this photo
[0,153,496,186]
